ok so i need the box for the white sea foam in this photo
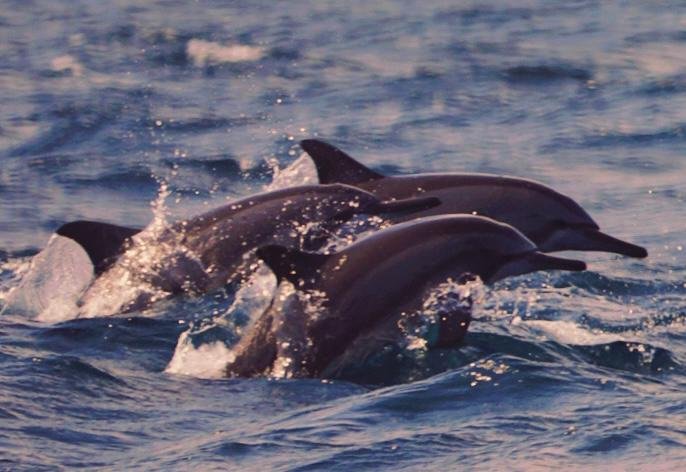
[186,39,265,67]
[165,329,236,379]
[2,235,94,323]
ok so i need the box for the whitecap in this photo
[186,39,264,67]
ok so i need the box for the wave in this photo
[59,167,159,192]
[637,75,686,96]
[503,64,592,84]
[149,115,262,133]
[546,123,686,150]
[6,88,150,158]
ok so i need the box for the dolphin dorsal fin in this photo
[256,245,330,287]
[56,220,141,274]
[300,139,384,185]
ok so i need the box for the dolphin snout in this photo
[578,229,648,258]
[524,252,587,272]
[488,251,586,283]
[539,227,648,258]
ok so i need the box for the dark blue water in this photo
[1,0,685,469]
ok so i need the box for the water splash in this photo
[1,236,94,322]
[401,276,485,351]
[165,156,316,378]
[165,328,236,379]
[165,265,278,378]
[265,152,318,191]
[77,179,181,317]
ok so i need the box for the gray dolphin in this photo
[225,214,586,378]
[300,139,647,258]
[56,184,439,314]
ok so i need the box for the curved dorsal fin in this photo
[300,139,384,185]
[56,220,141,274]
[256,245,330,287]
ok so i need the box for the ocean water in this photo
[1,0,685,469]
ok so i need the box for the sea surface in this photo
[1,0,685,469]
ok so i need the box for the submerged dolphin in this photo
[225,215,586,378]
[55,184,439,315]
[300,139,647,258]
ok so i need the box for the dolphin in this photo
[225,214,586,378]
[300,139,648,258]
[55,184,439,315]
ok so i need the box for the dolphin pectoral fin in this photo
[540,227,648,258]
[432,306,472,348]
[272,294,312,377]
[300,139,384,185]
[369,196,441,215]
[56,220,142,274]
[256,245,331,287]
[226,311,277,378]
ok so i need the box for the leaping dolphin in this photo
[300,139,647,258]
[225,215,587,378]
[54,184,439,316]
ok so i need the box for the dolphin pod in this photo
[225,215,586,378]
[15,137,648,379]
[52,184,440,315]
[300,139,647,258]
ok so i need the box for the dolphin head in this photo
[495,181,648,258]
[418,215,588,284]
[535,222,648,258]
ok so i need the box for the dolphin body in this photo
[225,215,587,378]
[54,184,439,316]
[300,139,647,258]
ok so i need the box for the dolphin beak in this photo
[523,252,587,272]
[368,196,441,215]
[489,252,586,283]
[539,227,648,258]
